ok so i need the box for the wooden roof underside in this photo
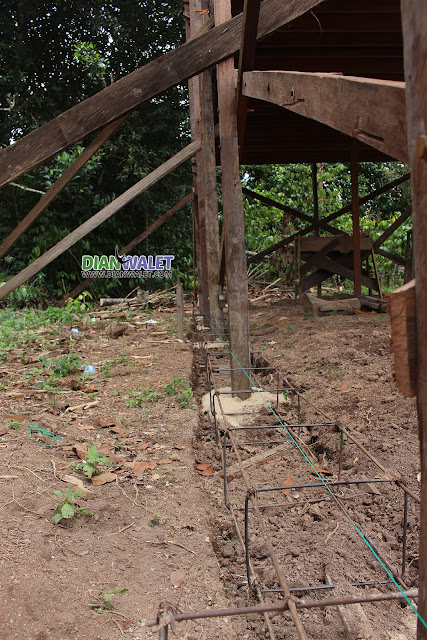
[233,0,404,164]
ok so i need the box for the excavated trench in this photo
[187,309,419,640]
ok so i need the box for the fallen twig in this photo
[325,522,339,544]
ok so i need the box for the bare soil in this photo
[0,296,420,640]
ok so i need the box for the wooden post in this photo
[199,67,225,335]
[176,282,184,340]
[351,140,362,297]
[311,162,321,297]
[215,0,250,399]
[401,1,427,637]
[185,0,209,317]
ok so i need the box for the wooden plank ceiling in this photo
[231,0,404,164]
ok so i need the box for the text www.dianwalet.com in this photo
[81,270,172,278]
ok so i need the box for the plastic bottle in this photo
[83,364,97,377]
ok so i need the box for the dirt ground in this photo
[0,295,420,640]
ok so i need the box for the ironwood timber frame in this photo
[0,0,326,189]
[0,142,200,301]
[401,1,427,637]
[241,71,408,163]
[57,193,193,307]
[246,174,411,267]
[215,0,251,399]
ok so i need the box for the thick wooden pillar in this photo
[351,141,362,297]
[401,1,427,637]
[215,0,250,398]
[185,0,209,317]
[199,67,225,335]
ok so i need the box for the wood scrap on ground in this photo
[302,293,361,316]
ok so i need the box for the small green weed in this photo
[39,353,82,378]
[8,421,22,430]
[52,487,93,524]
[66,290,93,313]
[164,377,193,409]
[89,587,128,613]
[71,445,110,478]
[303,312,315,320]
[124,387,163,408]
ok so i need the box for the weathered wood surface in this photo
[401,2,427,635]
[299,236,373,253]
[299,238,340,278]
[0,141,200,300]
[302,293,361,316]
[0,115,129,259]
[388,279,417,397]
[300,251,379,293]
[215,0,251,399]
[242,70,407,162]
[176,282,184,341]
[0,0,325,188]
[373,205,412,249]
[236,0,262,150]
[199,66,224,334]
[359,294,388,313]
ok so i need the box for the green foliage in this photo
[71,445,111,478]
[39,353,82,378]
[124,387,163,408]
[90,588,128,613]
[164,376,193,408]
[66,291,93,312]
[52,487,93,524]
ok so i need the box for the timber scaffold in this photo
[0,0,425,636]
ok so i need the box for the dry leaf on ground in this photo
[170,568,186,588]
[97,417,115,428]
[92,472,117,486]
[282,475,293,494]
[196,463,214,476]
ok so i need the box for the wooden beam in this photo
[247,174,410,265]
[351,141,362,297]
[375,247,406,267]
[57,193,193,306]
[0,141,200,301]
[186,0,209,318]
[373,206,412,249]
[242,186,341,235]
[242,70,408,162]
[0,0,326,188]
[299,238,340,278]
[389,279,417,397]
[236,0,262,151]
[199,66,224,334]
[0,115,129,259]
[300,252,379,293]
[215,0,251,400]
[401,3,427,637]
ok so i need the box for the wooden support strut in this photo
[401,2,427,638]
[0,115,130,260]
[0,142,200,301]
[247,173,410,265]
[57,192,193,306]
[215,0,251,400]
[242,187,342,235]
[0,0,326,189]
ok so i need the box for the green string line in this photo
[199,309,424,627]
[29,424,65,447]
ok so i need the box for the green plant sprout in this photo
[164,377,194,408]
[89,587,128,613]
[124,387,163,408]
[71,445,110,478]
[52,487,93,524]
